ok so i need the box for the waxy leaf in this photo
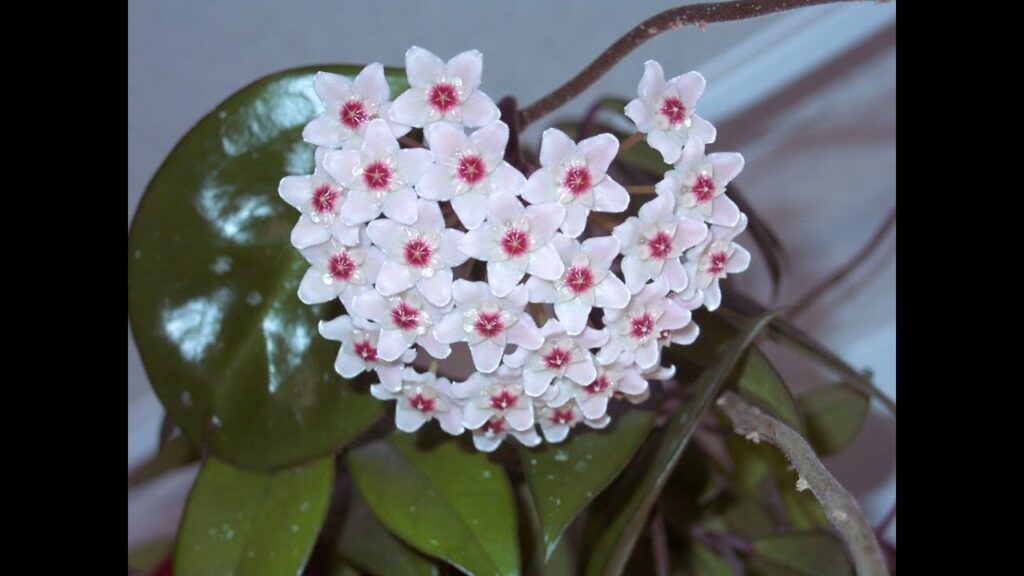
[799,385,869,456]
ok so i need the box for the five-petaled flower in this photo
[371,368,464,435]
[318,314,415,393]
[459,191,566,297]
[279,148,361,249]
[297,229,383,310]
[522,129,629,238]
[624,61,717,164]
[303,64,411,150]
[390,47,501,129]
[453,366,542,452]
[598,277,694,370]
[351,288,453,360]
[537,401,610,444]
[324,119,433,225]
[655,138,745,227]
[503,320,607,398]
[680,214,751,311]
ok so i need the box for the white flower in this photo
[452,366,541,452]
[318,315,415,393]
[302,64,410,150]
[659,291,703,348]
[526,235,630,335]
[503,320,607,398]
[680,214,751,311]
[389,47,500,129]
[522,129,629,238]
[296,229,383,309]
[459,192,565,297]
[597,277,693,370]
[350,288,452,360]
[614,193,708,294]
[433,280,543,373]
[655,139,744,227]
[323,119,433,225]
[418,121,525,229]
[278,148,361,249]
[571,361,649,420]
[367,200,467,307]
[536,401,610,444]
[371,368,464,435]
[624,61,717,164]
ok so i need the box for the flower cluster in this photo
[280,48,750,451]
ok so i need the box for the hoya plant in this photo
[127,1,895,575]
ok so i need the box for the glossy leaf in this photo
[128,65,409,469]
[799,385,869,456]
[748,531,852,576]
[518,484,580,576]
[702,495,776,540]
[522,409,656,559]
[128,434,200,487]
[335,487,438,576]
[175,457,334,575]
[347,432,520,576]
[585,310,778,576]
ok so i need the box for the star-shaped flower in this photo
[350,288,452,360]
[418,121,526,229]
[458,191,565,297]
[613,192,708,294]
[389,47,500,129]
[655,138,744,227]
[597,277,693,370]
[522,129,629,238]
[680,214,751,311]
[525,235,630,335]
[536,401,610,444]
[278,148,361,249]
[366,200,467,307]
[371,368,464,435]
[503,320,607,398]
[569,361,649,420]
[433,280,543,373]
[452,366,540,452]
[297,230,383,310]
[323,119,433,225]
[318,314,415,393]
[624,61,717,164]
[302,64,410,150]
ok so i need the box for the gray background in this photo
[129,0,896,550]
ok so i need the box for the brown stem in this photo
[626,185,656,195]
[790,207,896,318]
[398,136,423,148]
[517,0,868,129]
[618,132,644,153]
[650,510,671,576]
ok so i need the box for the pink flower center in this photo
[363,161,392,191]
[707,251,728,275]
[403,238,434,268]
[474,311,505,338]
[428,82,459,113]
[311,184,339,214]
[489,389,518,411]
[543,347,572,370]
[564,265,594,294]
[353,340,378,363]
[409,394,435,413]
[692,175,716,203]
[584,375,611,395]
[500,228,530,257]
[339,100,369,130]
[660,97,687,125]
[456,154,487,185]
[647,231,674,260]
[390,301,421,331]
[327,251,356,281]
[562,166,592,197]
[550,408,575,425]
[482,418,505,435]
[630,312,655,340]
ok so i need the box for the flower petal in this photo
[526,203,566,243]
[507,315,543,350]
[560,202,590,238]
[672,71,706,108]
[527,244,565,281]
[351,290,391,323]
[375,259,418,296]
[377,328,412,362]
[461,91,501,127]
[521,169,559,204]
[462,402,492,429]
[647,129,684,164]
[323,150,360,186]
[526,276,557,303]
[488,190,526,221]
[389,91,430,128]
[566,359,597,386]
[709,195,741,227]
[290,216,330,249]
[354,63,390,104]
[470,339,504,373]
[375,364,403,393]
[624,99,653,133]
[314,71,353,104]
[459,226,496,260]
[472,431,504,452]
[690,115,717,144]
[366,218,406,257]
[490,163,526,196]
[594,274,630,309]
[505,405,535,431]
[417,330,452,359]
[487,258,528,297]
[579,395,609,420]
[405,46,445,87]
[342,189,383,225]
[395,402,429,432]
[417,268,453,307]
[446,49,483,91]
[453,279,490,305]
[335,349,367,378]
[471,120,509,158]
[676,218,709,250]
[318,315,354,341]
[382,188,419,225]
[434,310,466,344]
[424,121,467,159]
[592,178,629,213]
[451,193,489,229]
[635,341,659,370]
[302,115,345,148]
[578,133,619,174]
[541,421,571,443]
[523,369,555,396]
[436,409,465,436]
[726,244,751,274]
[662,258,688,292]
[398,148,434,186]
[554,298,591,336]
[298,267,338,304]
[539,128,577,168]
[638,60,667,101]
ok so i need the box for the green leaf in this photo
[128,434,200,487]
[128,538,173,572]
[682,542,733,576]
[175,456,334,575]
[522,409,656,559]
[584,310,778,576]
[799,385,870,456]
[347,432,520,576]
[705,496,776,540]
[748,531,852,576]
[335,487,438,576]
[127,65,408,469]
[518,484,580,576]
